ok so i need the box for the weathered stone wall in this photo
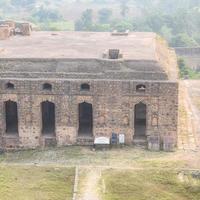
[0,79,178,149]
[0,59,168,80]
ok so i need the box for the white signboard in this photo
[94,137,110,145]
[119,134,125,144]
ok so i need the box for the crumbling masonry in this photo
[0,30,179,151]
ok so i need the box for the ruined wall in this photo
[0,79,178,150]
[156,36,179,80]
[0,20,32,40]
[175,47,200,71]
[0,25,10,40]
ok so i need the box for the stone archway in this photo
[78,102,93,136]
[5,100,18,134]
[134,102,147,137]
[41,101,55,135]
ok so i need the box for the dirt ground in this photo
[0,146,200,200]
[178,80,200,150]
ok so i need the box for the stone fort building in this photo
[0,30,179,151]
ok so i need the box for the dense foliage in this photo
[74,0,200,47]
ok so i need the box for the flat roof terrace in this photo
[0,31,157,60]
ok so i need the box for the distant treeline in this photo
[1,0,200,47]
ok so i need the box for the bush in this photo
[170,33,198,47]
[111,20,133,32]
[98,8,112,23]
[32,6,63,22]
[178,58,200,79]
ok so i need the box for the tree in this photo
[144,11,165,32]
[170,33,198,47]
[160,25,172,43]
[112,20,133,32]
[119,0,130,17]
[98,8,112,23]
[32,6,63,22]
[178,58,191,79]
[75,9,93,31]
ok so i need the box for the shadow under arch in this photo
[5,100,18,134]
[78,102,93,136]
[41,100,55,135]
[134,102,147,137]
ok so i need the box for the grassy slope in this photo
[0,166,74,200]
[101,169,200,200]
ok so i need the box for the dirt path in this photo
[78,167,101,200]
[183,80,200,149]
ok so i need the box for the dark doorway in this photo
[5,100,18,134]
[134,103,147,137]
[78,102,93,136]
[41,101,55,135]
[80,83,90,91]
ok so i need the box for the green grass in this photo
[0,147,199,199]
[38,21,74,31]
[0,146,185,168]
[0,166,75,200]
[101,169,200,200]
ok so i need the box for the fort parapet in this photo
[175,47,200,71]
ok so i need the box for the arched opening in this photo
[41,101,55,135]
[136,84,146,92]
[5,100,18,134]
[78,102,93,136]
[43,83,52,91]
[6,82,15,90]
[109,49,120,59]
[134,102,147,137]
[80,83,90,91]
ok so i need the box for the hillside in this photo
[1,0,200,47]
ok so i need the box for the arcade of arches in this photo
[3,101,147,138]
